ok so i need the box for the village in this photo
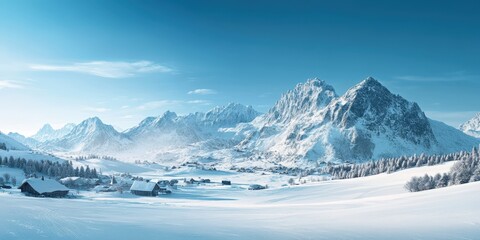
[0,160,271,199]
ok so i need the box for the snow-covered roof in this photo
[130,181,158,192]
[21,178,69,194]
[60,177,81,181]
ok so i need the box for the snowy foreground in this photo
[1,162,479,240]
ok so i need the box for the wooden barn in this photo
[19,178,70,198]
[130,180,160,196]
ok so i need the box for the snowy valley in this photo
[0,77,479,239]
[2,1,480,239]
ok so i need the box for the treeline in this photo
[320,149,475,180]
[0,156,99,179]
[405,147,480,192]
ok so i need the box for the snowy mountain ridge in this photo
[36,104,260,160]
[460,113,480,138]
[29,78,478,166]
[31,123,75,142]
[40,117,132,153]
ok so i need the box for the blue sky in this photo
[0,0,479,135]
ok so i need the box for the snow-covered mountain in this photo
[121,103,260,161]
[41,117,131,153]
[237,77,478,164]
[126,103,259,138]
[0,132,29,151]
[31,79,477,166]
[460,113,480,138]
[262,78,337,124]
[36,104,260,161]
[31,123,75,142]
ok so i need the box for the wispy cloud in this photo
[187,88,217,95]
[84,107,111,113]
[395,72,477,82]
[30,60,173,78]
[0,80,24,89]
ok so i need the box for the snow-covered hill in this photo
[0,132,29,151]
[31,123,75,142]
[0,160,479,239]
[460,113,480,138]
[6,132,39,148]
[237,77,478,164]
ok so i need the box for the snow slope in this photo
[0,161,479,239]
[71,158,155,175]
[429,119,480,152]
[0,150,64,163]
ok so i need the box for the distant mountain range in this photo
[31,123,75,142]
[5,77,479,167]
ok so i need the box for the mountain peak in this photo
[264,78,337,124]
[354,77,385,90]
[342,77,392,104]
[305,77,329,88]
[204,103,260,126]
[364,76,378,83]
[77,117,107,129]
[31,123,75,142]
[86,116,102,123]
[460,112,480,138]
[36,124,54,135]
[76,117,110,131]
[161,111,178,120]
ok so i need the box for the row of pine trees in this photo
[0,156,99,179]
[321,146,480,180]
[405,149,480,192]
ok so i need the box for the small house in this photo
[19,178,70,197]
[130,180,160,196]
[248,184,266,190]
[149,179,170,187]
[221,180,231,185]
